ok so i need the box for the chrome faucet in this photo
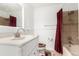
[15,28,25,38]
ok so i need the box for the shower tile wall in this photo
[62,10,78,44]
[78,10,79,42]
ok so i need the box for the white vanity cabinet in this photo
[0,35,38,56]
[21,37,38,56]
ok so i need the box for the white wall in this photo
[34,4,62,50]
[24,4,34,34]
[34,3,78,50]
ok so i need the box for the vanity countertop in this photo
[0,35,38,47]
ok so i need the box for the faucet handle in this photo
[15,32,20,38]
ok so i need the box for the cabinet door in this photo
[29,48,38,56]
[22,37,38,56]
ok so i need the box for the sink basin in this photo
[12,37,25,40]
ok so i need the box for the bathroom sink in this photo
[12,37,25,40]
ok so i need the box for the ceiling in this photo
[29,3,78,11]
[0,3,78,12]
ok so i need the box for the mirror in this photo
[0,16,10,26]
[0,3,22,27]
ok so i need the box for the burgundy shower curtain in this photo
[9,16,16,27]
[54,9,63,54]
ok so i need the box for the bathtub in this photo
[64,44,79,56]
[63,46,72,56]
